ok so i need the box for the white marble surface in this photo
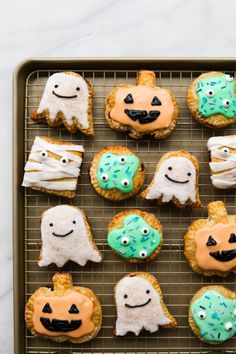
[1,0,236,352]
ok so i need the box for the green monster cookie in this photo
[96,153,139,193]
[196,74,236,118]
[107,214,162,260]
[190,290,236,342]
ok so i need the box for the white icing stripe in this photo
[208,135,236,149]
[23,171,76,182]
[33,136,84,153]
[210,148,236,162]
[210,160,236,172]
[23,177,77,191]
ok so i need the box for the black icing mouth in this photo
[165,174,189,184]
[125,298,151,309]
[209,249,236,262]
[52,230,74,237]
[52,90,77,99]
[40,317,82,332]
[124,109,160,124]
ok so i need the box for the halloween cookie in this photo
[188,72,236,128]
[89,146,145,201]
[208,135,236,189]
[114,272,176,336]
[22,136,84,198]
[31,71,94,135]
[105,70,179,139]
[25,272,102,343]
[184,201,236,277]
[107,210,163,263]
[140,150,201,208]
[38,205,102,267]
[189,285,236,344]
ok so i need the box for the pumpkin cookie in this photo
[107,210,163,263]
[31,71,94,135]
[105,70,179,139]
[114,272,176,336]
[189,285,236,344]
[25,272,102,343]
[188,72,236,128]
[184,201,236,277]
[89,146,145,201]
[140,150,201,208]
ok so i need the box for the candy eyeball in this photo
[121,178,130,188]
[40,150,48,159]
[60,156,69,165]
[206,89,215,98]
[226,74,234,82]
[100,173,109,182]
[121,236,130,245]
[141,227,150,235]
[139,249,148,258]
[118,156,127,165]
[224,322,233,331]
[198,310,206,319]
[222,147,230,154]
[222,99,231,108]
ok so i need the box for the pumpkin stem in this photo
[52,272,73,291]
[207,201,228,223]
[137,70,156,88]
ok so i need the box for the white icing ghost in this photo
[115,275,171,336]
[145,156,196,204]
[37,72,89,129]
[38,205,102,267]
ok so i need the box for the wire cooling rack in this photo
[23,65,236,354]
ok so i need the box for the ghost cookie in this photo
[25,272,102,343]
[31,71,94,135]
[188,72,236,128]
[89,146,145,201]
[184,201,236,277]
[189,285,236,344]
[38,205,102,268]
[114,272,176,336]
[140,150,201,208]
[107,210,163,263]
[208,135,236,189]
[22,136,84,198]
[105,70,179,139]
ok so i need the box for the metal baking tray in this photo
[13,58,236,354]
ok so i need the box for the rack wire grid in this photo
[23,66,236,354]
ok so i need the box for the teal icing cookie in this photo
[190,289,236,342]
[107,213,162,260]
[196,74,236,118]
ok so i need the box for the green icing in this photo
[191,290,236,342]
[196,74,236,118]
[107,214,161,259]
[96,152,139,193]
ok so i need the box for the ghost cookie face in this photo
[25,273,102,343]
[189,286,236,344]
[22,136,84,198]
[31,71,94,135]
[188,72,236,128]
[114,272,176,336]
[105,70,179,139]
[89,146,145,201]
[38,205,102,268]
[184,201,236,277]
[140,150,201,208]
[208,135,236,189]
[107,210,163,263]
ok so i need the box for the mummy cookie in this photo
[189,286,236,344]
[31,72,94,135]
[188,72,236,128]
[114,272,176,336]
[140,150,201,208]
[107,210,163,263]
[89,146,145,201]
[22,136,84,198]
[184,201,236,277]
[38,205,102,268]
[25,272,102,343]
[105,70,179,139]
[208,135,236,189]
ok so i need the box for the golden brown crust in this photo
[89,146,146,201]
[25,272,102,343]
[107,209,163,263]
[140,150,202,208]
[187,71,236,128]
[31,71,94,136]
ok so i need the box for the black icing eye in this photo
[54,84,58,88]
[206,235,217,246]
[146,290,150,294]
[229,233,236,243]
[73,220,76,224]
[69,304,79,314]
[151,96,162,106]
[49,223,53,227]
[124,294,128,299]
[168,166,172,171]
[124,93,134,104]
[187,172,191,176]
[76,87,80,91]
[42,303,52,313]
